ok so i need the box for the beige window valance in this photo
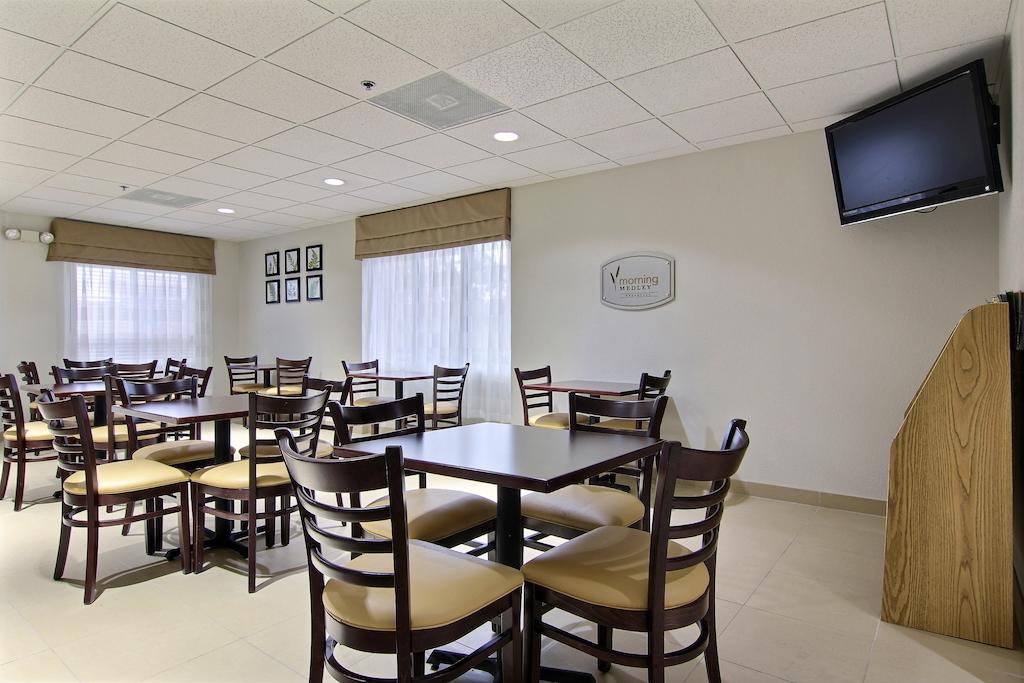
[355,188,510,259]
[46,218,216,275]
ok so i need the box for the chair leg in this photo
[247,494,257,593]
[413,652,425,677]
[501,591,523,683]
[646,627,665,683]
[84,516,99,605]
[178,484,191,574]
[144,498,156,555]
[597,625,612,672]
[192,484,205,573]
[524,583,541,683]
[0,451,10,498]
[120,502,135,536]
[417,471,426,489]
[154,496,164,551]
[13,446,26,511]
[266,496,276,548]
[308,575,325,683]
[281,495,290,546]
[703,588,722,683]
[53,505,72,580]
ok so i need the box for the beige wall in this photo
[1000,4,1023,291]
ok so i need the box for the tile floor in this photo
[0,424,1021,682]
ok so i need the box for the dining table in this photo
[22,381,108,425]
[345,368,434,399]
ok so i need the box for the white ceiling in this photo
[0,0,1013,241]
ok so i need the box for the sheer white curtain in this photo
[63,263,213,367]
[361,240,511,422]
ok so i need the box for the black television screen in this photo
[825,60,1002,225]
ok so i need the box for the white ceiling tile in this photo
[23,185,108,206]
[207,61,355,123]
[199,225,264,240]
[698,0,875,42]
[190,200,265,217]
[616,47,759,116]
[36,51,191,116]
[889,0,1010,57]
[312,193,387,213]
[576,119,691,159]
[662,92,784,142]
[99,197,175,216]
[309,102,433,148]
[385,134,490,167]
[504,0,618,28]
[0,28,59,82]
[7,87,147,137]
[614,144,697,166]
[551,0,724,80]
[268,18,435,97]
[147,176,234,200]
[346,0,535,68]
[549,161,619,177]
[309,0,364,14]
[0,160,52,184]
[162,209,231,225]
[160,94,292,144]
[521,83,649,138]
[141,216,196,232]
[0,179,31,203]
[394,170,480,194]
[215,146,318,177]
[789,113,855,132]
[125,0,333,57]
[0,115,109,156]
[42,173,129,197]
[219,191,297,211]
[249,179,335,202]
[734,4,894,89]
[276,203,351,221]
[697,125,793,150]
[245,211,312,227]
[3,196,89,217]
[66,158,165,186]
[505,173,550,188]
[178,163,276,190]
[332,151,431,182]
[447,111,563,154]
[90,141,200,174]
[73,206,153,226]
[121,120,244,160]
[256,127,369,165]
[287,167,378,191]
[504,140,607,173]
[0,0,106,45]
[219,218,281,234]
[71,4,252,89]
[0,77,21,106]
[348,183,429,204]
[897,37,1005,88]
[449,34,603,108]
[767,61,900,122]
[0,140,76,170]
[445,156,535,183]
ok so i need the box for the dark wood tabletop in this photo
[112,395,249,425]
[526,379,640,397]
[347,370,434,381]
[22,381,106,396]
[341,422,660,494]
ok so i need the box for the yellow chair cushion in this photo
[593,418,647,431]
[256,386,304,396]
[239,439,333,458]
[323,540,522,632]
[132,439,231,466]
[190,460,291,489]
[353,395,392,407]
[3,421,53,443]
[528,412,571,430]
[522,526,709,611]
[231,383,264,393]
[521,484,645,532]
[89,423,161,444]
[423,402,458,417]
[63,459,188,496]
[361,489,496,542]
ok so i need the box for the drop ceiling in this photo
[0,0,1013,241]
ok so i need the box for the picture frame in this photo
[284,247,301,274]
[284,276,301,303]
[264,251,280,277]
[306,274,323,301]
[265,280,280,304]
[306,244,323,272]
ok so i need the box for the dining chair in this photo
[595,370,672,431]
[329,396,496,555]
[306,377,351,444]
[0,374,56,511]
[515,365,570,429]
[63,357,113,369]
[225,355,262,394]
[259,356,311,396]
[342,358,391,406]
[276,436,523,683]
[52,364,112,383]
[163,357,187,377]
[112,361,158,381]
[521,393,668,551]
[176,364,213,397]
[191,389,332,592]
[16,361,41,419]
[92,375,162,457]
[425,364,469,430]
[38,390,192,604]
[523,420,750,683]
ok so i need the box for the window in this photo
[361,241,511,422]
[63,263,212,366]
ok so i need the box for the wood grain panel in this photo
[883,303,1014,647]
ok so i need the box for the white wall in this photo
[1000,3,1023,291]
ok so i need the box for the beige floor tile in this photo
[245,614,369,676]
[865,623,1024,682]
[773,540,883,583]
[715,527,794,603]
[144,639,304,682]
[794,509,885,557]
[0,604,48,665]
[0,650,78,682]
[685,659,791,682]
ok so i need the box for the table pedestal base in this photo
[426,649,595,682]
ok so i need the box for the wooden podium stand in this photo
[883,302,1015,647]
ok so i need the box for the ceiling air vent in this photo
[122,188,205,209]
[370,72,508,129]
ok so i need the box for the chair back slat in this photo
[113,376,200,445]
[329,395,424,445]
[112,361,158,381]
[342,359,381,403]
[16,361,40,385]
[569,393,668,439]
[307,377,352,441]
[248,390,331,464]
[0,374,26,438]
[63,358,112,369]
[225,355,258,388]
[37,391,103,493]
[639,370,672,399]
[164,357,187,377]
[276,356,311,392]
[177,365,213,397]
[514,366,554,425]
[53,364,112,384]
[430,364,469,428]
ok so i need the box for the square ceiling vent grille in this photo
[370,72,508,129]
[122,188,204,208]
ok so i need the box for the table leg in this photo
[394,380,405,430]
[93,394,107,427]
[213,419,233,544]
[262,369,271,388]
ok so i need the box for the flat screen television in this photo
[825,59,1002,225]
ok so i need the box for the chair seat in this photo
[593,418,647,430]
[63,459,189,496]
[257,386,304,396]
[231,383,264,393]
[323,540,522,632]
[362,489,496,542]
[3,420,53,443]
[190,460,291,489]
[522,526,709,611]
[90,423,162,444]
[521,484,645,532]
[239,440,334,459]
[423,402,458,417]
[353,395,392,407]
[132,439,232,466]
[528,412,571,430]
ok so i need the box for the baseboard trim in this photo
[732,479,887,516]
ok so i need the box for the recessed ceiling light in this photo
[217,208,235,214]
[323,178,345,186]
[493,131,519,142]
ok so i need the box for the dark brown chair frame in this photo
[52,364,113,384]
[306,377,352,445]
[163,357,187,377]
[273,356,311,394]
[16,361,41,420]
[112,360,158,381]
[427,363,470,430]
[63,357,113,369]
[225,355,259,395]
[342,358,383,405]
[514,366,556,426]
[525,420,750,683]
[176,364,213,398]
[0,374,56,511]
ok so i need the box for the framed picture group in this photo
[265,244,323,304]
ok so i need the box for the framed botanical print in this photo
[284,248,301,274]
[306,274,323,301]
[265,251,280,277]
[265,280,280,304]
[306,244,323,272]
[284,276,301,303]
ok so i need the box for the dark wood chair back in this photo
[0,374,29,443]
[177,365,213,397]
[63,358,113,369]
[276,356,311,393]
[16,361,40,385]
[342,359,381,405]
[225,355,258,391]
[430,363,469,429]
[113,376,200,449]
[329,394,425,446]
[639,370,672,399]
[52,364,112,384]
[164,357,187,377]
[112,361,158,381]
[569,393,669,439]
[514,366,554,426]
[36,391,99,492]
[306,377,352,442]
[248,389,331,463]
